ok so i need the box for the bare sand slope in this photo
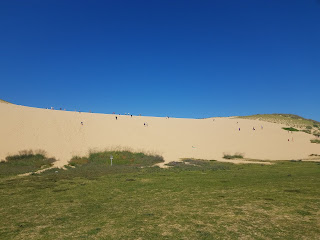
[1,102,319,167]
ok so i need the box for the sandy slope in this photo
[1,102,319,167]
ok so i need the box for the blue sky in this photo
[1,0,319,120]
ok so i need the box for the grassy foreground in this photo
[0,153,320,239]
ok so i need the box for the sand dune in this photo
[1,102,319,167]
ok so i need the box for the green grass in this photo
[223,154,244,159]
[0,153,319,239]
[310,139,320,144]
[282,127,299,132]
[0,150,55,177]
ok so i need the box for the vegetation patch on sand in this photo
[310,139,320,144]
[0,150,55,177]
[223,153,244,159]
[282,127,299,132]
[0,152,319,239]
[239,114,320,129]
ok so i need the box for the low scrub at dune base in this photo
[0,150,55,177]
[223,153,244,159]
[62,151,164,179]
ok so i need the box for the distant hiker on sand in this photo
[253,127,255,130]
[115,116,117,120]
[81,122,83,125]
[261,125,263,130]
[239,128,240,131]
[131,115,132,117]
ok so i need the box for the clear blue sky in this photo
[1,1,319,120]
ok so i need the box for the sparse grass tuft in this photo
[313,132,320,138]
[309,153,320,157]
[310,139,320,144]
[223,153,244,159]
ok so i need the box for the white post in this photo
[110,155,113,166]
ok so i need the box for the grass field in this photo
[0,152,320,239]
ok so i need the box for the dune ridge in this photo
[1,101,319,167]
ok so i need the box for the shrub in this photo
[310,139,320,144]
[282,127,299,132]
[223,154,244,159]
[1,151,55,177]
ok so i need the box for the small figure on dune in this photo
[115,116,117,120]
[261,125,263,130]
[239,128,240,131]
[131,115,132,118]
[253,127,255,131]
[81,122,83,125]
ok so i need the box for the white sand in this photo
[1,102,319,167]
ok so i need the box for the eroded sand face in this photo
[1,102,319,167]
